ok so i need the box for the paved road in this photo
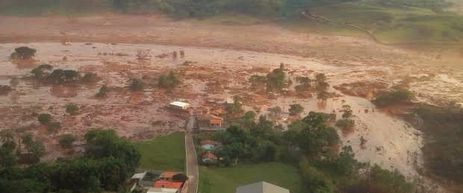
[185,116,199,193]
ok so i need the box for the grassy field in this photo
[134,132,185,172]
[199,162,303,193]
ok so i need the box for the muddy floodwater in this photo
[2,42,458,179]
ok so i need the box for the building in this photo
[169,101,190,110]
[197,114,224,129]
[200,140,221,151]
[153,180,184,190]
[201,151,218,164]
[236,181,290,193]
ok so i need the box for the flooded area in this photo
[0,42,437,178]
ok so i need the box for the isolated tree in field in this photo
[289,104,304,116]
[341,105,353,119]
[295,76,311,92]
[266,68,286,92]
[31,64,53,79]
[65,103,79,115]
[128,79,144,91]
[10,47,36,60]
[159,71,180,89]
[96,85,110,98]
[38,113,52,125]
[59,134,76,149]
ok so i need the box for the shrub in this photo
[0,85,12,95]
[335,119,355,131]
[59,134,76,149]
[129,79,144,91]
[96,85,110,98]
[289,104,304,116]
[10,47,36,60]
[37,113,52,125]
[159,71,179,89]
[373,89,414,107]
[65,104,79,115]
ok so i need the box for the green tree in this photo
[59,134,76,149]
[159,71,180,90]
[37,113,52,125]
[65,103,79,115]
[266,68,286,92]
[289,104,304,116]
[96,85,110,98]
[128,79,144,91]
[10,47,36,60]
[0,130,17,168]
[299,159,335,193]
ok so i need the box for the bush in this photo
[0,85,12,95]
[289,104,304,116]
[59,134,76,149]
[129,79,144,91]
[96,85,110,98]
[10,47,36,60]
[37,113,52,125]
[373,89,414,107]
[159,71,179,90]
[31,64,53,79]
[335,119,355,131]
[65,103,79,115]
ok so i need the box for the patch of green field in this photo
[199,162,302,193]
[134,132,185,172]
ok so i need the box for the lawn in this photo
[199,162,303,193]
[134,132,185,172]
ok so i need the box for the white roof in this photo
[147,187,178,193]
[170,101,190,108]
[131,172,147,180]
[236,181,289,193]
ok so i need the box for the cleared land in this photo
[135,132,186,172]
[199,162,303,193]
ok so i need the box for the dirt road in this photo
[185,116,198,193]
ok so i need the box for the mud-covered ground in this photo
[0,14,460,191]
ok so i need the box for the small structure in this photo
[200,140,221,151]
[169,101,190,110]
[201,151,218,164]
[236,181,290,193]
[159,171,181,181]
[197,114,224,128]
[153,180,183,189]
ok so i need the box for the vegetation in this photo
[159,71,180,90]
[95,85,110,98]
[295,76,311,92]
[199,162,303,193]
[289,104,304,116]
[373,88,414,107]
[37,113,52,125]
[0,85,12,95]
[134,132,185,171]
[128,78,144,91]
[65,103,79,115]
[31,64,99,85]
[415,104,463,185]
[266,64,287,92]
[10,46,36,60]
[315,73,330,101]
[58,134,76,149]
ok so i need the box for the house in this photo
[159,171,181,181]
[236,181,290,193]
[200,140,221,151]
[197,114,224,128]
[147,187,179,193]
[201,151,218,164]
[169,101,190,110]
[153,180,184,190]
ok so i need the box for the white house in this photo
[169,101,191,110]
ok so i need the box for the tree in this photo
[315,73,330,101]
[158,71,180,90]
[295,76,311,92]
[37,113,52,125]
[289,104,304,116]
[65,103,79,115]
[0,130,17,168]
[59,134,76,149]
[373,89,414,107]
[266,68,286,92]
[31,64,53,79]
[96,85,110,98]
[226,96,243,116]
[299,159,335,193]
[128,79,144,91]
[21,133,45,161]
[10,47,36,60]
[341,105,353,119]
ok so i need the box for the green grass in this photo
[199,162,303,193]
[134,132,185,172]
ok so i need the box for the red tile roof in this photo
[153,180,183,189]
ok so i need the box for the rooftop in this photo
[236,181,290,193]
